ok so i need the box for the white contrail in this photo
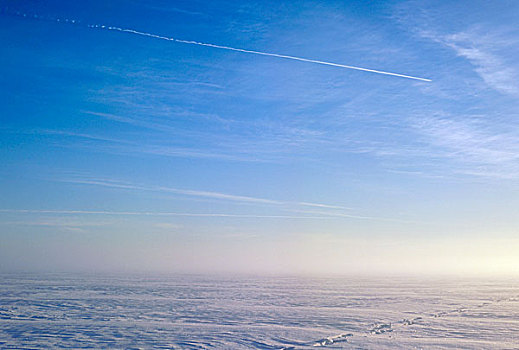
[97,25,431,82]
[5,11,431,81]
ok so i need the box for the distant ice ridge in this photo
[1,274,518,349]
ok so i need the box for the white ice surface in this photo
[1,274,518,349]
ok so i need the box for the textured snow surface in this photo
[1,274,518,349]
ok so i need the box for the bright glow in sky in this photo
[1,0,518,275]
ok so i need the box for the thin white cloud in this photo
[296,202,352,210]
[0,217,112,232]
[144,4,206,17]
[64,178,282,204]
[84,111,178,133]
[401,14,517,96]
[440,31,519,96]
[153,222,183,229]
[289,208,418,224]
[394,1,519,95]
[47,177,417,223]
[2,128,133,145]
[412,114,519,179]
[62,177,360,210]
[10,123,310,164]
[136,145,270,162]
[0,209,330,220]
[0,208,414,223]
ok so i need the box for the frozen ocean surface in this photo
[0,274,518,349]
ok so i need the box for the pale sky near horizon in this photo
[1,0,518,275]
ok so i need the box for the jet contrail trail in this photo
[3,10,431,81]
[99,25,431,82]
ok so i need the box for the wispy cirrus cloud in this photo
[0,209,330,219]
[0,216,113,232]
[424,29,519,96]
[63,177,282,204]
[394,1,519,96]
[0,208,413,223]
[54,176,422,223]
[83,110,328,161]
[16,126,275,163]
[295,202,351,210]
[61,177,358,210]
[411,114,519,179]
[390,2,519,180]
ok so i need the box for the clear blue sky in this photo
[1,0,518,275]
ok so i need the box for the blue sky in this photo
[1,0,518,275]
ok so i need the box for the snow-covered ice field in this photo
[1,274,518,349]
